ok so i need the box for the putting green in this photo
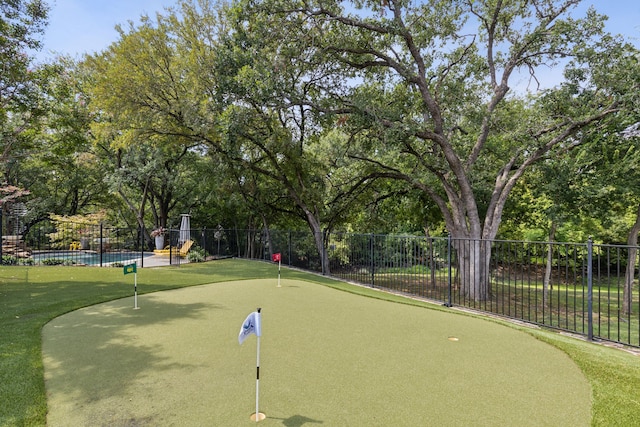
[43,279,591,426]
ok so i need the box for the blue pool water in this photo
[32,251,152,266]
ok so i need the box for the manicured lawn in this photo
[2,259,640,426]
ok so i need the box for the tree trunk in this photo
[261,214,273,260]
[235,228,241,258]
[118,177,152,247]
[245,218,256,258]
[307,224,328,275]
[454,237,490,301]
[623,204,640,316]
[300,205,330,275]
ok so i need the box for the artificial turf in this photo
[43,278,590,426]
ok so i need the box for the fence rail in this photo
[2,219,639,348]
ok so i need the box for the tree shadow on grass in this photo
[272,414,323,427]
[43,297,225,416]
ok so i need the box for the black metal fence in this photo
[249,230,640,349]
[2,220,639,348]
[1,221,193,267]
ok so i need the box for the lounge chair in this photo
[153,239,194,257]
[153,245,172,256]
[179,239,194,257]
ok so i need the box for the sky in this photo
[35,0,178,62]
[35,0,640,86]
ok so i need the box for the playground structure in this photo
[2,235,31,259]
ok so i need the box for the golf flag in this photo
[239,308,264,421]
[124,263,139,309]
[123,263,137,275]
[239,310,262,345]
[272,253,282,287]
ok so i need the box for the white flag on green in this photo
[238,311,261,344]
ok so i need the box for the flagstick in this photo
[277,259,281,287]
[252,308,265,422]
[255,331,260,421]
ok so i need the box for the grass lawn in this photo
[2,259,640,426]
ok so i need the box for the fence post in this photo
[587,237,594,341]
[322,232,327,276]
[446,233,453,307]
[322,237,329,276]
[169,225,174,266]
[370,233,375,287]
[99,223,103,267]
[140,224,144,268]
[201,227,206,256]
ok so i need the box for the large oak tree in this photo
[239,0,638,299]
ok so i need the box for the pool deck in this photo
[139,254,187,268]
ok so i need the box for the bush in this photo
[2,255,18,265]
[41,258,67,266]
[187,247,207,263]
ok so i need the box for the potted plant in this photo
[151,227,167,250]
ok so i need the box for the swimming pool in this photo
[31,250,153,266]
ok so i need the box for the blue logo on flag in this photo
[239,311,261,344]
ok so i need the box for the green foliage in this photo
[18,58,113,222]
[0,0,49,111]
[186,246,207,263]
[2,256,34,266]
[1,255,18,265]
[0,2,52,220]
[230,0,633,252]
[79,8,224,231]
[328,244,350,267]
[11,0,638,253]
[376,265,432,275]
[46,213,106,249]
[40,258,68,266]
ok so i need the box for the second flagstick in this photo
[272,253,281,287]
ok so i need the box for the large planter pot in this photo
[155,235,165,250]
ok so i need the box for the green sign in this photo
[123,263,137,275]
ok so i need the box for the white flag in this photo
[238,311,261,344]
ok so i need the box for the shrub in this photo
[2,255,18,265]
[41,258,66,266]
[187,247,207,263]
